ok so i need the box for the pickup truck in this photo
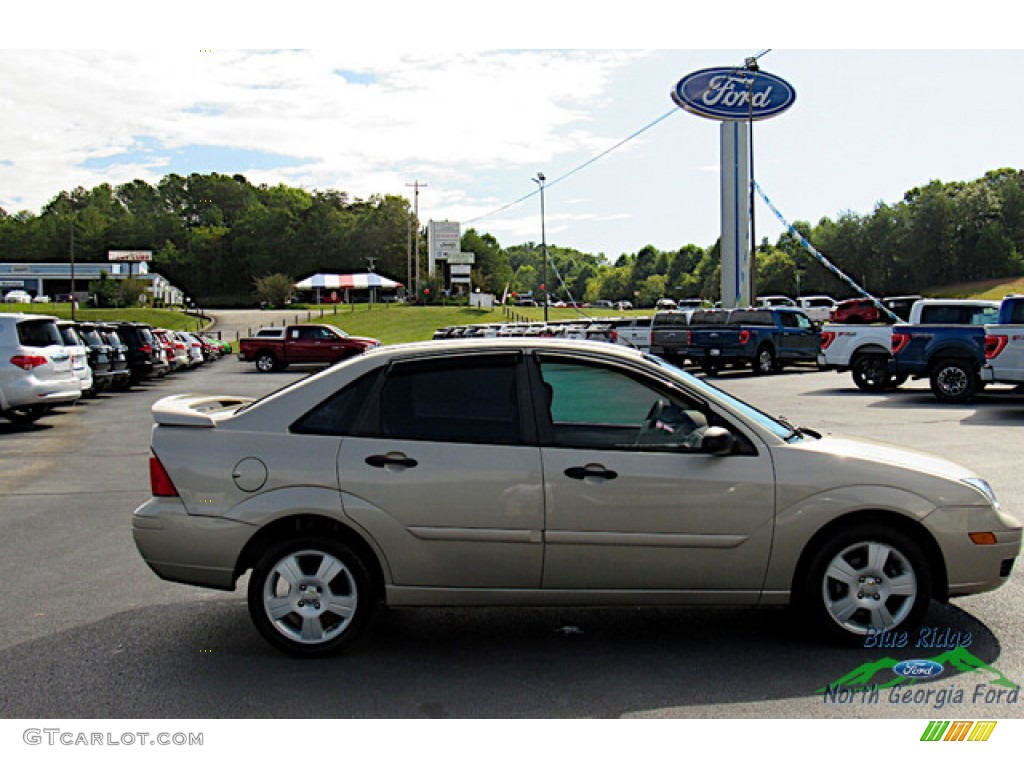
[819,298,990,393]
[687,307,819,375]
[238,324,381,372]
[887,299,1003,402]
[981,296,1024,386]
[649,309,695,361]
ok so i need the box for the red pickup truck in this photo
[238,324,381,372]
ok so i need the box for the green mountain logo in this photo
[817,646,1018,694]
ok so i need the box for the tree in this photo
[253,273,295,308]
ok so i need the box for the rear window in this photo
[689,310,730,325]
[17,319,62,348]
[653,312,689,327]
[729,310,773,325]
[919,305,999,325]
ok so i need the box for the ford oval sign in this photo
[672,67,796,121]
[893,660,945,679]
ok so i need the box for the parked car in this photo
[133,338,1021,656]
[982,296,1024,387]
[112,322,168,383]
[31,294,51,304]
[796,295,837,323]
[888,299,1002,402]
[756,295,797,308]
[237,324,381,373]
[3,290,32,304]
[73,321,114,394]
[829,297,883,324]
[687,307,819,375]
[97,324,132,389]
[1,313,81,424]
[56,320,94,397]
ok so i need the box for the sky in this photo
[2,3,1022,263]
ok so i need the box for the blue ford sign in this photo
[893,660,945,679]
[672,67,796,121]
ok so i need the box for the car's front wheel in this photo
[248,537,375,656]
[802,525,931,644]
[255,353,278,373]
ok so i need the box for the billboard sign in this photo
[108,250,153,262]
[672,67,796,121]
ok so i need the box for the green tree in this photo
[254,273,295,308]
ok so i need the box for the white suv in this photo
[1,313,82,424]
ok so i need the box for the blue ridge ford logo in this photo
[893,659,945,679]
[672,67,796,121]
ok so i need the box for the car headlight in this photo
[962,477,999,509]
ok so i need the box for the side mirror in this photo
[700,426,736,456]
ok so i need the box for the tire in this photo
[885,374,908,390]
[929,359,978,403]
[752,345,776,376]
[802,524,931,645]
[255,353,278,373]
[850,354,890,393]
[699,359,720,376]
[248,537,374,656]
[3,405,48,425]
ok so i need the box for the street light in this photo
[532,172,549,322]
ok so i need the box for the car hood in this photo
[770,435,992,511]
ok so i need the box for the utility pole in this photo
[69,215,76,320]
[406,181,426,297]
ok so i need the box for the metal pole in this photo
[69,216,76,320]
[534,172,549,323]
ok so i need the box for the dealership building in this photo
[0,260,185,306]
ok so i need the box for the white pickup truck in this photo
[981,297,1024,386]
[818,298,999,392]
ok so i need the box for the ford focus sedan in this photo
[132,339,1021,656]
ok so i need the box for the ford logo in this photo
[893,660,945,679]
[672,67,796,121]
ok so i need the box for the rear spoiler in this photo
[152,394,255,427]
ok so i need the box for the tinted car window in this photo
[919,305,998,325]
[538,359,711,451]
[729,310,773,325]
[17,319,62,347]
[291,370,381,436]
[372,356,521,444]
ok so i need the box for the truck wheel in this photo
[801,524,931,645]
[255,353,278,373]
[929,359,978,403]
[752,345,776,376]
[850,354,890,392]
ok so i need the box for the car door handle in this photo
[564,465,618,481]
[365,453,418,469]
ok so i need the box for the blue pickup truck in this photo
[887,298,1012,402]
[686,307,819,375]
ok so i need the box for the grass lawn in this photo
[0,303,210,332]
[309,303,651,345]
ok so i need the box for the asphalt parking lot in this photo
[1,351,1022,719]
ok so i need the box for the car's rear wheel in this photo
[752,345,776,375]
[699,359,720,376]
[3,405,49,425]
[929,359,978,403]
[802,525,931,644]
[248,537,374,656]
[850,353,890,392]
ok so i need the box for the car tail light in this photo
[149,455,179,497]
[610,330,618,343]
[820,331,836,350]
[686,330,693,345]
[738,329,751,345]
[985,335,1008,360]
[10,354,49,370]
[890,332,911,355]
[140,343,153,353]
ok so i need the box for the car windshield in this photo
[646,354,802,442]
